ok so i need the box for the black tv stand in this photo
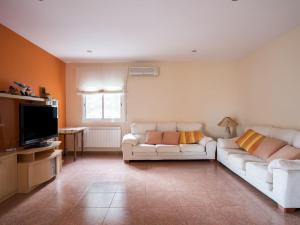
[24,141,52,149]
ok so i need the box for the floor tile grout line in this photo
[108,192,117,208]
[99,207,110,225]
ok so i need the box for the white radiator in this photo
[83,127,121,148]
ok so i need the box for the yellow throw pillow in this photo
[179,131,187,144]
[185,131,196,144]
[236,129,265,153]
[179,131,203,144]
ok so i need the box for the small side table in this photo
[58,127,86,161]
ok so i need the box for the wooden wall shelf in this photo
[0,93,45,102]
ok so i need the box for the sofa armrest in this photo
[217,137,240,149]
[122,133,138,146]
[268,159,300,172]
[206,140,217,159]
[199,136,213,146]
[269,159,300,208]
[122,143,133,161]
[198,136,216,159]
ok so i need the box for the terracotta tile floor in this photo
[1,153,300,225]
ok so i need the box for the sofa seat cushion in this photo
[181,151,206,156]
[156,144,180,153]
[219,148,248,160]
[157,152,182,156]
[228,154,264,170]
[157,151,206,156]
[132,144,156,153]
[246,162,272,183]
[180,144,205,153]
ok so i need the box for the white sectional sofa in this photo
[217,126,300,212]
[122,122,216,161]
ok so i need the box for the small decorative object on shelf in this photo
[14,81,35,96]
[39,86,50,98]
[41,87,58,107]
[46,98,58,107]
[8,86,18,95]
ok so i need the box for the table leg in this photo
[81,131,84,156]
[74,134,77,161]
[63,134,66,156]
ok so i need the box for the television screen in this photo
[20,104,58,146]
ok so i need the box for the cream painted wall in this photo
[127,62,240,137]
[65,25,300,150]
[237,26,300,130]
[66,61,240,139]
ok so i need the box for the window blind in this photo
[76,65,127,94]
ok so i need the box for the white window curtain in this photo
[76,65,128,94]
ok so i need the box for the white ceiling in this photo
[0,0,300,63]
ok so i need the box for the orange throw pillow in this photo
[145,131,162,145]
[252,137,287,160]
[267,145,300,163]
[162,131,180,145]
[236,129,265,153]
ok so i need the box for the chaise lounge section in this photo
[217,126,300,212]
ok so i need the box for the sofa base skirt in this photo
[123,152,214,161]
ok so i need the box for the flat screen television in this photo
[19,104,58,147]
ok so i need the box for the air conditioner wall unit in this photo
[128,67,159,76]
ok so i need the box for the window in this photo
[84,94,122,120]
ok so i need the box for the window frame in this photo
[82,93,124,122]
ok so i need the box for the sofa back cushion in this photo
[269,128,297,145]
[177,122,203,132]
[162,131,180,145]
[252,137,287,160]
[145,131,163,145]
[267,145,300,163]
[131,123,156,134]
[236,129,265,153]
[292,132,300,148]
[247,126,300,147]
[247,126,273,136]
[157,122,177,132]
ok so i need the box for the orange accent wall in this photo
[0,24,65,128]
